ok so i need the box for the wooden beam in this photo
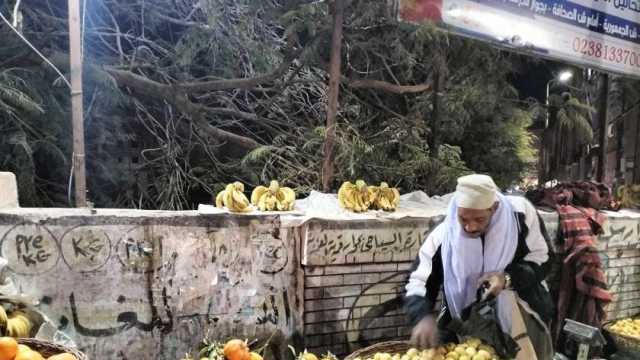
[68,0,87,207]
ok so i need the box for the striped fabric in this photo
[553,205,613,348]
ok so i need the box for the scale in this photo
[562,319,607,360]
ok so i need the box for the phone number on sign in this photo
[572,37,640,68]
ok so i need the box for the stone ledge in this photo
[0,172,18,208]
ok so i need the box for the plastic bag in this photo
[447,288,520,359]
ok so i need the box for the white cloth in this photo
[0,258,17,296]
[441,192,518,332]
[455,174,498,209]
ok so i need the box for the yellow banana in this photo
[0,304,7,329]
[338,182,355,210]
[391,187,401,207]
[339,180,373,212]
[368,182,400,211]
[216,182,251,212]
[5,310,31,338]
[252,180,296,212]
[257,193,269,211]
[215,190,226,208]
[224,185,235,208]
[232,189,249,208]
[280,188,296,210]
[251,186,269,205]
[267,195,278,211]
[356,180,370,211]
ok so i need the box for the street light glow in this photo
[558,70,573,83]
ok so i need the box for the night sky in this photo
[510,56,557,102]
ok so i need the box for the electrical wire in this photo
[0,10,72,89]
[68,153,75,206]
[81,0,87,58]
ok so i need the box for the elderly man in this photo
[405,174,554,359]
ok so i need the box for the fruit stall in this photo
[0,180,638,359]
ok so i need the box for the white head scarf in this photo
[441,190,518,333]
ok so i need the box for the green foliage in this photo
[551,93,595,142]
[2,0,549,208]
[0,37,71,206]
[461,108,538,189]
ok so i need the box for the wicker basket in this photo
[344,341,412,360]
[603,322,640,354]
[18,338,88,360]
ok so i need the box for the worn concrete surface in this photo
[0,205,637,359]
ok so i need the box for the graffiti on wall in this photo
[0,218,301,360]
[304,221,441,265]
[599,219,640,250]
[1,224,60,275]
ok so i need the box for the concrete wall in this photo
[0,209,304,360]
[0,172,19,208]
[0,208,638,359]
[301,217,444,355]
[296,211,640,356]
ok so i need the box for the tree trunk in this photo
[430,53,446,159]
[596,74,609,182]
[607,75,625,186]
[321,0,344,193]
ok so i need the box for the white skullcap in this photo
[455,174,498,209]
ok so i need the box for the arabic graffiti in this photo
[69,286,173,337]
[0,224,60,275]
[599,220,640,249]
[306,226,428,264]
[251,227,289,275]
[0,219,300,360]
[116,227,164,273]
[60,227,111,273]
[256,290,293,327]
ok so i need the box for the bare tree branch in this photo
[176,54,297,93]
[347,79,432,94]
[105,67,260,156]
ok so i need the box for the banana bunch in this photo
[0,306,32,338]
[617,184,640,209]
[369,182,401,211]
[251,180,296,211]
[338,180,373,212]
[215,182,252,212]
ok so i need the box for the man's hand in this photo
[410,316,439,348]
[477,272,507,300]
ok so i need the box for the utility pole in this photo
[321,0,344,193]
[68,0,87,207]
[596,73,609,183]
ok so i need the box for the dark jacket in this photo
[404,195,555,327]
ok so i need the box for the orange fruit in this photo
[17,344,32,354]
[0,337,18,360]
[48,354,78,360]
[15,350,44,360]
[223,339,250,360]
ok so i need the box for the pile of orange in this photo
[0,337,78,360]
[223,339,262,360]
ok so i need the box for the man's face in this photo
[457,203,498,237]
